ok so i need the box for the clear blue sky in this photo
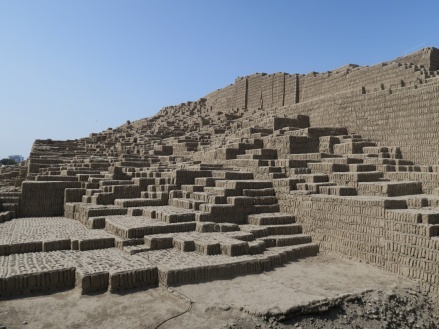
[1,1,438,159]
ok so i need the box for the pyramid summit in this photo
[1,47,439,309]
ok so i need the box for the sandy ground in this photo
[0,255,436,329]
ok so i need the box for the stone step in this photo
[260,234,312,248]
[239,225,269,238]
[242,188,276,197]
[144,234,174,250]
[330,171,384,186]
[144,243,318,286]
[275,159,311,168]
[61,169,102,176]
[227,196,278,206]
[307,162,349,174]
[214,223,240,232]
[194,177,223,187]
[378,165,427,173]
[357,181,422,197]
[227,159,270,168]
[245,148,278,159]
[293,174,329,183]
[363,158,414,166]
[322,157,364,164]
[386,209,439,224]
[296,182,336,193]
[105,216,196,239]
[215,180,273,191]
[248,240,266,255]
[333,141,376,155]
[195,211,247,224]
[199,203,241,215]
[211,171,254,180]
[114,198,165,208]
[0,249,158,296]
[0,211,12,223]
[191,192,227,204]
[181,184,204,192]
[140,191,170,202]
[247,213,296,225]
[85,189,103,197]
[348,164,377,172]
[264,224,302,235]
[99,180,134,187]
[236,154,273,160]
[288,168,312,175]
[147,184,177,192]
[143,206,197,223]
[319,185,357,196]
[0,197,20,203]
[288,153,339,161]
[123,244,152,255]
[251,204,280,214]
[66,203,128,221]
[168,198,205,210]
[203,186,240,197]
[269,173,288,179]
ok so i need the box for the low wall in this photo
[273,180,439,294]
[20,181,81,217]
[276,81,439,165]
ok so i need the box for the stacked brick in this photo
[247,73,265,109]
[272,73,286,108]
[20,181,81,217]
[261,74,273,109]
[3,46,439,298]
[283,74,298,106]
[275,192,439,294]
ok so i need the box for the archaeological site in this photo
[1,47,439,328]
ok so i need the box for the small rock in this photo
[220,305,231,311]
[22,321,28,325]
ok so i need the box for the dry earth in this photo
[1,255,437,329]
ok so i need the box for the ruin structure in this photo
[1,47,439,298]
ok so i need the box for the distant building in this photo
[8,155,24,163]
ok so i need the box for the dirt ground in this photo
[0,255,437,329]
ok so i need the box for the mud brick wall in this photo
[261,74,273,109]
[283,74,298,106]
[298,62,428,102]
[394,47,439,71]
[272,73,286,108]
[278,81,439,165]
[383,172,439,194]
[20,181,81,217]
[247,73,265,109]
[27,158,64,174]
[273,190,439,294]
[234,77,247,109]
[263,135,319,158]
[204,84,235,109]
